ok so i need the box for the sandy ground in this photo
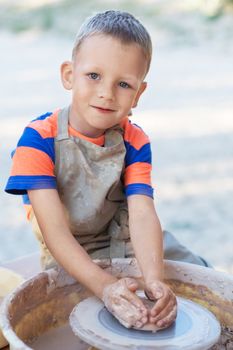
[0,21,232,273]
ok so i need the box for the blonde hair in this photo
[72,10,152,74]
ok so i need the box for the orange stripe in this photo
[124,119,149,150]
[11,147,54,176]
[68,125,104,145]
[28,110,58,138]
[124,162,152,186]
[28,110,104,145]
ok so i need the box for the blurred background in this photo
[0,0,232,272]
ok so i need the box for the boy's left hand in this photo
[145,280,177,329]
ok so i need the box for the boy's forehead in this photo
[73,34,147,78]
[76,33,143,53]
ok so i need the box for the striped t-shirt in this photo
[5,110,154,216]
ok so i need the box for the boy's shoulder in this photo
[26,110,59,140]
[121,117,150,149]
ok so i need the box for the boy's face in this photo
[61,34,148,137]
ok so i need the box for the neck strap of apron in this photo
[56,106,70,141]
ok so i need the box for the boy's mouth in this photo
[91,105,115,113]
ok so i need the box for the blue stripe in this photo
[124,141,152,167]
[30,112,53,122]
[22,194,30,204]
[11,149,16,158]
[17,127,55,163]
[125,183,154,198]
[5,175,57,195]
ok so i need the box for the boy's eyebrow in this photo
[82,64,101,70]
[119,75,139,82]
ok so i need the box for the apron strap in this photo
[104,125,124,147]
[56,106,70,141]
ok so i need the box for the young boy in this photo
[5,10,209,330]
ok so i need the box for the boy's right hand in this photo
[102,277,148,328]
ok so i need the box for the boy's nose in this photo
[97,83,114,101]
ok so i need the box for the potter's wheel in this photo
[69,295,221,350]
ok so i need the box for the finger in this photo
[121,278,145,310]
[116,315,145,329]
[150,291,171,317]
[123,291,148,317]
[125,277,139,292]
[147,281,165,298]
[144,283,165,306]
[103,278,148,325]
[149,299,177,323]
[144,290,155,301]
[120,280,147,311]
[156,306,177,328]
[104,280,147,318]
[111,293,146,319]
[111,298,148,327]
[151,291,176,319]
[116,314,146,329]
[151,286,164,299]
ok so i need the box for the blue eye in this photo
[88,73,99,80]
[119,81,130,89]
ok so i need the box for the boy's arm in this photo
[28,188,148,328]
[128,194,164,282]
[28,189,116,298]
[128,194,177,328]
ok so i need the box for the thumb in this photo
[125,278,139,292]
[149,282,164,299]
[153,287,163,299]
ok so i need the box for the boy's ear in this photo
[132,82,147,108]
[60,61,73,90]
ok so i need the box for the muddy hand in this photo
[145,280,177,329]
[102,277,148,328]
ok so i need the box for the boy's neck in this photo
[68,109,105,138]
[69,120,105,139]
